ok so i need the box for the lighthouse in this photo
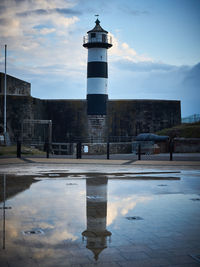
[83,18,112,115]
[83,18,112,142]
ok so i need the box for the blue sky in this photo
[0,0,199,117]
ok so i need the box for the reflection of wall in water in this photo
[0,175,37,202]
[82,177,111,261]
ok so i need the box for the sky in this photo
[0,0,200,117]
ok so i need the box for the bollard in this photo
[107,142,110,160]
[76,142,79,159]
[46,142,50,158]
[138,143,141,160]
[169,140,173,161]
[79,142,82,159]
[76,142,82,159]
[17,141,21,158]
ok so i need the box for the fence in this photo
[181,114,200,123]
[7,137,200,161]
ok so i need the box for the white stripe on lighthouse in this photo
[88,48,107,62]
[87,78,107,95]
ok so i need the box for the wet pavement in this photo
[0,154,200,177]
[0,163,200,266]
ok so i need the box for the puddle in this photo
[0,172,200,265]
[126,216,143,220]
[66,183,78,186]
[48,174,60,177]
[190,198,200,201]
[22,229,44,235]
[190,254,200,263]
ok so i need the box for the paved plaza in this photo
[0,155,200,266]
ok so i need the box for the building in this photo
[0,72,30,96]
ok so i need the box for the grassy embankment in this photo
[157,122,200,138]
[0,145,45,156]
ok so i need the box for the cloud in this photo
[39,27,56,35]
[0,17,22,37]
[109,34,153,63]
[55,7,81,15]
[109,34,179,75]
[114,60,177,72]
[107,195,152,226]
[109,61,200,116]
[0,0,79,39]
[0,0,84,80]
[17,7,81,17]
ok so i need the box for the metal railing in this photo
[83,35,112,45]
[181,114,200,123]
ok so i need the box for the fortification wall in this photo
[108,100,181,137]
[174,138,200,153]
[0,96,45,140]
[0,73,31,96]
[45,99,88,142]
[0,96,181,143]
[0,96,88,142]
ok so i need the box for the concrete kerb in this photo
[132,160,200,166]
[0,157,200,166]
[0,158,25,165]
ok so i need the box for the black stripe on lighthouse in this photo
[87,94,108,115]
[87,62,108,78]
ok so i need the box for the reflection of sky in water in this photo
[8,179,86,241]
[1,174,200,264]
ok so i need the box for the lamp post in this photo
[4,44,7,143]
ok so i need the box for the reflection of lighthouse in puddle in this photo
[82,177,111,261]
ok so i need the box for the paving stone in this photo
[88,252,126,262]
[120,251,150,261]
[82,262,121,267]
[118,257,171,267]
[168,255,199,265]
[146,249,173,259]
[117,244,152,254]
[167,264,200,267]
[0,260,9,267]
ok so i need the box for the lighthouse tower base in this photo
[87,115,107,143]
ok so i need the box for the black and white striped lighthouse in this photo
[83,18,112,115]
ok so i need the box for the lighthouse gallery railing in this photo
[83,35,112,45]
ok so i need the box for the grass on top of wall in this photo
[157,122,200,138]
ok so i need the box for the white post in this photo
[4,45,7,138]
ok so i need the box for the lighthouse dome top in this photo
[83,19,112,49]
[87,19,108,34]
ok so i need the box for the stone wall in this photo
[107,100,181,137]
[87,115,107,142]
[174,138,200,153]
[82,142,132,155]
[49,139,200,155]
[0,96,33,139]
[0,96,88,142]
[0,73,31,96]
[45,99,88,142]
[0,95,181,143]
